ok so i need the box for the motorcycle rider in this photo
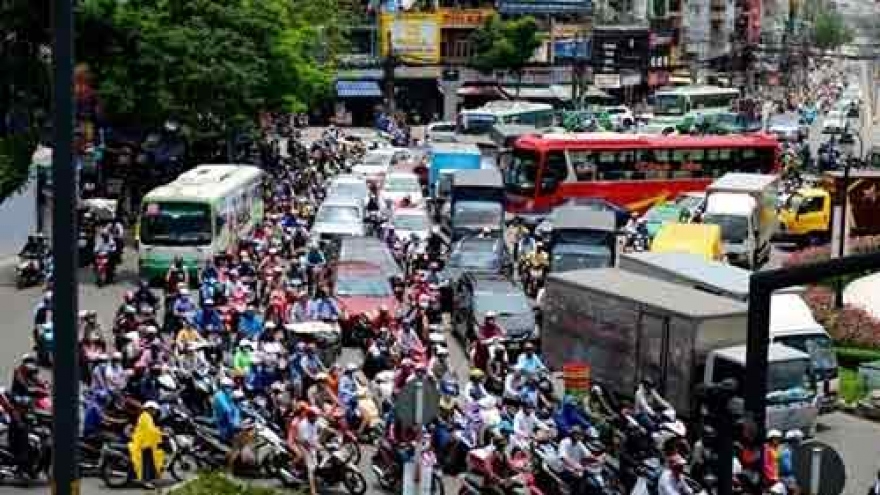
[658,454,694,495]
[425,225,448,260]
[514,342,547,375]
[238,304,265,341]
[194,298,223,334]
[306,287,340,321]
[233,340,255,375]
[559,425,592,494]
[512,402,549,452]
[170,287,197,333]
[464,368,490,405]
[634,377,673,431]
[129,401,165,489]
[338,363,361,425]
[307,372,340,412]
[11,354,46,402]
[94,231,117,276]
[294,406,321,495]
[298,343,326,392]
[473,312,505,372]
[165,256,189,292]
[175,323,205,353]
[133,280,159,311]
[212,377,245,469]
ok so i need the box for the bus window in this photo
[505,150,539,195]
[570,150,598,181]
[141,202,212,246]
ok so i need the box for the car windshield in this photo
[474,291,531,316]
[454,201,503,226]
[335,276,392,297]
[767,358,810,392]
[140,202,212,246]
[363,154,390,166]
[645,205,679,223]
[785,193,804,211]
[384,176,421,192]
[505,150,538,191]
[448,244,499,269]
[393,213,429,232]
[653,94,686,116]
[317,205,360,224]
[703,213,748,243]
[331,182,366,198]
[776,334,838,371]
[552,246,612,271]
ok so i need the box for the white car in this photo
[391,207,432,241]
[426,121,456,142]
[604,105,635,129]
[351,148,410,182]
[328,174,369,207]
[312,199,365,238]
[822,110,847,134]
[380,172,423,207]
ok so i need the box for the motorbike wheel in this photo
[168,451,201,482]
[342,437,361,464]
[100,452,132,488]
[342,468,367,495]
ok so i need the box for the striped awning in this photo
[336,80,382,98]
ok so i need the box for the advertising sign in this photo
[554,39,591,60]
[437,8,494,28]
[499,0,592,15]
[380,13,441,64]
[594,73,621,89]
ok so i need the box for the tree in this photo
[812,9,853,53]
[469,15,543,92]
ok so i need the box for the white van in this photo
[770,293,838,410]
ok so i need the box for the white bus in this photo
[646,85,741,134]
[137,164,266,281]
[457,100,556,137]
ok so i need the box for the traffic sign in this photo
[394,378,440,429]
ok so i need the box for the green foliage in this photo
[0,135,36,200]
[469,15,543,80]
[169,473,289,495]
[75,0,347,131]
[837,346,880,370]
[813,9,853,52]
[839,366,867,403]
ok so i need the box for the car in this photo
[557,197,631,229]
[672,192,706,220]
[391,207,432,242]
[380,171,424,207]
[767,114,807,142]
[327,174,369,206]
[351,148,411,182]
[333,260,398,333]
[822,110,847,134]
[338,237,402,280]
[426,121,456,143]
[643,202,688,238]
[438,236,512,310]
[452,274,537,350]
[603,105,635,129]
[312,199,365,239]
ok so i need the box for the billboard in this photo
[379,13,441,64]
[498,0,592,15]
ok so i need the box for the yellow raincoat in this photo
[128,410,165,481]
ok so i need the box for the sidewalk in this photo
[843,272,880,318]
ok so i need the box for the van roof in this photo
[620,251,750,298]
[709,173,778,192]
[770,293,824,334]
[550,268,747,319]
[713,343,811,364]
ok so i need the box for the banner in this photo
[498,0,592,14]
[380,13,441,64]
[437,8,494,28]
[563,362,591,400]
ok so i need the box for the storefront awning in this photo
[336,80,382,98]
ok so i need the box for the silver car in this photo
[312,199,365,238]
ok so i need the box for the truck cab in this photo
[548,206,619,271]
[448,169,505,242]
[702,173,778,269]
[777,188,830,243]
[705,344,819,435]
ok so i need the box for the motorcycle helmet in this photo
[143,400,161,412]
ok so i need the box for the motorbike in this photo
[16,255,45,289]
[280,445,367,495]
[372,440,445,495]
[0,420,53,482]
[94,251,113,287]
[100,432,188,488]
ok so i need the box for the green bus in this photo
[645,85,741,134]
[137,164,266,281]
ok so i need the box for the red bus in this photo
[504,132,781,215]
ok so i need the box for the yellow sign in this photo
[552,22,590,38]
[437,8,495,28]
[380,13,441,64]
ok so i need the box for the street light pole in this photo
[51,1,81,495]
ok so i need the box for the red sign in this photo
[648,70,670,86]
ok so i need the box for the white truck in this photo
[702,173,779,269]
[541,267,820,435]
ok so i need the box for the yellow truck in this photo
[777,170,880,245]
[650,222,724,261]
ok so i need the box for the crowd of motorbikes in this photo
[1,122,806,495]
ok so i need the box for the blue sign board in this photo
[554,39,591,60]
[498,0,592,14]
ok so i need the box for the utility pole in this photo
[384,28,397,112]
[52,1,81,495]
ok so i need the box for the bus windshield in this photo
[141,202,212,246]
[654,94,686,116]
[459,113,497,135]
[505,150,539,193]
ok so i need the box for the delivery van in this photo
[650,223,723,261]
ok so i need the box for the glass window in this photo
[141,202,212,246]
[335,275,393,297]
[570,150,598,181]
[654,94,686,115]
[542,151,569,192]
[599,151,616,163]
[799,196,825,213]
[505,150,538,194]
[719,148,731,159]
[742,148,757,159]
